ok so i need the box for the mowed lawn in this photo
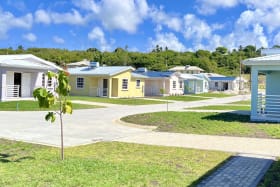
[189,105,251,111]
[149,95,209,102]
[0,139,231,187]
[0,100,102,111]
[121,112,280,139]
[70,96,166,105]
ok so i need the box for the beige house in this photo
[169,65,204,74]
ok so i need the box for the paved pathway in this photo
[197,154,274,187]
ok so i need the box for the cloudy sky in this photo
[1,0,280,52]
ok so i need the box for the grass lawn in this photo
[121,112,280,139]
[0,139,231,187]
[0,100,102,111]
[230,100,251,105]
[258,159,280,187]
[189,105,251,111]
[194,92,236,98]
[70,96,166,105]
[150,95,209,102]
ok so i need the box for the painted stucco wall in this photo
[266,72,280,95]
[169,75,184,95]
[69,75,101,96]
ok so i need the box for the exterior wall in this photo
[209,80,237,91]
[169,75,184,95]
[144,79,164,96]
[69,75,101,96]
[266,72,280,95]
[0,69,6,101]
[184,79,205,94]
[131,77,145,97]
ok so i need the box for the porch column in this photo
[0,70,7,101]
[251,67,259,119]
[108,78,112,98]
[162,80,165,95]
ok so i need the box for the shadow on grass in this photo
[0,153,34,163]
[202,112,278,124]
[189,156,233,187]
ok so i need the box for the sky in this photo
[1,0,280,52]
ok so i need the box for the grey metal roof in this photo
[180,73,203,80]
[243,54,280,66]
[209,76,237,81]
[0,54,62,71]
[68,66,134,76]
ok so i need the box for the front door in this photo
[14,72,21,97]
[223,82,228,90]
[103,79,108,96]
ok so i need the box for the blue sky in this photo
[1,0,280,52]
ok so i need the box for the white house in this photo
[169,65,204,74]
[243,54,280,122]
[208,76,246,92]
[0,54,62,101]
[134,68,184,96]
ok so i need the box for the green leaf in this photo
[45,112,56,123]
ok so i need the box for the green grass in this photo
[230,100,251,105]
[258,159,280,187]
[0,139,231,187]
[70,96,166,105]
[189,105,251,111]
[194,92,236,98]
[150,95,209,101]
[121,112,280,138]
[0,100,102,111]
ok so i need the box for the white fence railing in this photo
[89,87,108,97]
[6,85,20,98]
[257,93,280,118]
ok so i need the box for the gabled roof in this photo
[180,73,203,80]
[0,54,62,71]
[68,66,134,76]
[134,70,178,78]
[169,65,204,72]
[242,54,280,66]
[67,59,90,67]
[209,76,237,81]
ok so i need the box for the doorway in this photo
[103,79,108,96]
[14,72,21,97]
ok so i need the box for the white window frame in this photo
[136,79,141,88]
[76,77,84,89]
[47,77,52,87]
[172,81,176,89]
[179,80,183,89]
[122,79,128,90]
[42,73,45,87]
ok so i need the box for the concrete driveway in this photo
[0,95,252,148]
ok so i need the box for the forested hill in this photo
[0,45,262,75]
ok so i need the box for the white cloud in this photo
[35,9,51,24]
[0,10,32,39]
[23,33,37,42]
[35,9,87,25]
[183,14,212,42]
[149,6,182,32]
[149,32,186,52]
[273,32,280,45]
[53,36,65,44]
[74,0,149,33]
[196,0,239,15]
[88,26,112,51]
[242,0,280,10]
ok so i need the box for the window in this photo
[136,80,141,88]
[76,77,84,89]
[122,79,128,90]
[42,73,45,87]
[172,81,176,89]
[47,77,52,87]
[215,82,218,87]
[179,80,183,89]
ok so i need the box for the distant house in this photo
[181,74,209,94]
[134,68,184,96]
[169,65,204,74]
[68,62,145,98]
[0,54,62,101]
[67,59,90,68]
[208,76,246,92]
[243,54,280,122]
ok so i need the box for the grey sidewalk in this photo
[197,154,274,187]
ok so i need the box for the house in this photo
[68,62,145,98]
[208,76,246,92]
[181,74,209,94]
[67,59,90,68]
[243,53,280,122]
[0,54,62,101]
[134,68,184,96]
[169,65,204,74]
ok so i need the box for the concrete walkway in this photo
[197,154,274,187]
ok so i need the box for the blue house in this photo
[180,74,209,94]
[243,54,280,122]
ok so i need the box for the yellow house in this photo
[68,63,146,98]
